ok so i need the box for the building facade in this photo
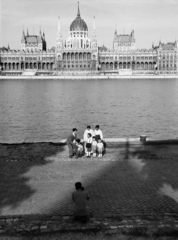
[99,30,158,74]
[55,3,98,72]
[157,41,178,74]
[0,3,178,75]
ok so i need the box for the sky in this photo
[1,0,178,50]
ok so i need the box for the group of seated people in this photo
[66,125,105,158]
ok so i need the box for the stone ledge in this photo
[0,213,178,235]
[1,138,178,146]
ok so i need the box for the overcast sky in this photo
[1,0,178,50]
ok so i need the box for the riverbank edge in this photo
[0,212,178,237]
[0,75,178,80]
[1,138,178,145]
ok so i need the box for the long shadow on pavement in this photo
[45,141,178,217]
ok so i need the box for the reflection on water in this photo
[0,78,178,142]
[159,183,178,203]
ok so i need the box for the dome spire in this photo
[77,1,80,17]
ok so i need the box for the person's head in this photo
[87,125,91,130]
[98,138,101,143]
[92,136,96,141]
[75,182,82,190]
[76,138,81,144]
[87,133,92,138]
[95,125,100,130]
[72,128,78,135]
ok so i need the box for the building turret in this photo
[21,30,25,43]
[131,29,135,39]
[43,31,45,41]
[91,16,97,50]
[56,17,63,50]
[55,16,63,69]
[159,39,162,47]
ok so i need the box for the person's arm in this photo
[100,130,103,140]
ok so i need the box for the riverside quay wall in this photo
[0,75,178,80]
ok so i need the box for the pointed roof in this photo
[43,30,45,40]
[22,29,25,42]
[162,42,175,50]
[70,2,88,31]
[58,16,61,31]
[77,1,80,17]
[93,16,96,30]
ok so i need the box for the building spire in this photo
[93,16,95,30]
[8,43,10,50]
[27,28,29,36]
[39,26,42,35]
[77,2,80,17]
[114,23,117,35]
[159,37,161,45]
[43,29,45,40]
[22,29,25,42]
[58,16,61,31]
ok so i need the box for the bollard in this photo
[140,135,147,142]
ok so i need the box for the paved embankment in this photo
[0,140,178,235]
[0,75,178,80]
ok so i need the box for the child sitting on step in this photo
[75,139,84,158]
[92,136,97,157]
[97,138,104,157]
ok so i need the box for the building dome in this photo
[70,3,88,31]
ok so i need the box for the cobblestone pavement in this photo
[0,142,178,234]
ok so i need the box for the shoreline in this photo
[0,75,178,80]
[1,137,178,145]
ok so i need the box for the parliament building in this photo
[0,3,178,75]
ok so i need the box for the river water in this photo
[0,78,178,143]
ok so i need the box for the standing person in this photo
[66,128,77,158]
[86,133,92,157]
[97,138,104,157]
[83,126,94,154]
[72,182,90,222]
[94,125,103,141]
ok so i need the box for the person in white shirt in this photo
[83,126,94,154]
[97,138,104,157]
[94,125,103,141]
